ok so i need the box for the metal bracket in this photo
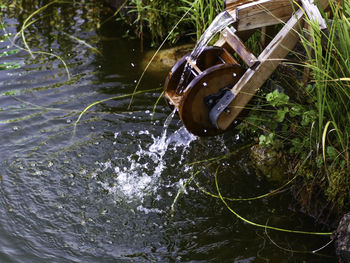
[208,90,235,128]
[301,0,327,30]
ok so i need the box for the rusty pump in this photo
[163,0,328,136]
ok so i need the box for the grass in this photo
[289,0,350,208]
[124,0,224,44]
[178,0,224,40]
[238,0,350,211]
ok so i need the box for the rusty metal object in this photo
[179,64,242,136]
[163,46,238,109]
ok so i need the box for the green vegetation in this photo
[238,0,350,212]
[122,0,224,45]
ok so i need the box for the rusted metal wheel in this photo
[179,63,242,136]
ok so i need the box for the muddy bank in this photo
[140,44,193,74]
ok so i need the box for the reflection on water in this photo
[0,1,335,263]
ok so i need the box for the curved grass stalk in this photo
[127,0,199,109]
[74,87,162,131]
[264,222,334,255]
[10,95,129,116]
[100,0,129,26]
[194,144,313,202]
[214,167,333,235]
[195,174,297,201]
[1,32,71,81]
[6,2,72,81]
[61,32,102,56]
[151,90,164,121]
[32,50,71,80]
[12,15,44,44]
[15,1,70,57]
[0,112,44,124]
[170,170,200,216]
[186,144,253,167]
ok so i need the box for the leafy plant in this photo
[239,0,350,209]
[179,0,224,40]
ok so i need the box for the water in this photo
[0,2,336,262]
[176,11,235,93]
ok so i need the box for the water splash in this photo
[176,11,235,93]
[96,109,196,208]
[148,108,177,157]
[190,11,235,61]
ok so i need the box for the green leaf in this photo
[316,155,323,168]
[266,90,289,107]
[326,146,338,160]
[301,110,316,126]
[276,107,289,122]
[290,105,303,117]
[259,133,275,147]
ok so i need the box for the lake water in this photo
[0,1,336,262]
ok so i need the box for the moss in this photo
[326,170,350,208]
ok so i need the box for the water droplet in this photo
[233,73,237,77]
[131,63,135,67]
[203,82,208,87]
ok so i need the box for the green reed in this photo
[241,0,350,208]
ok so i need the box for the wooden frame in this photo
[213,0,328,130]
[164,0,329,136]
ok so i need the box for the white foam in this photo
[96,111,197,208]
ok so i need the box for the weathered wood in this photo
[225,0,258,10]
[186,57,203,75]
[225,0,329,32]
[222,27,258,67]
[227,0,300,31]
[216,8,305,130]
[221,47,240,65]
[301,0,327,29]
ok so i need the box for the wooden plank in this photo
[225,0,257,10]
[186,57,203,75]
[222,27,258,67]
[221,47,240,65]
[227,0,300,31]
[216,8,305,130]
[225,0,329,32]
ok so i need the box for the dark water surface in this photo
[0,2,336,262]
